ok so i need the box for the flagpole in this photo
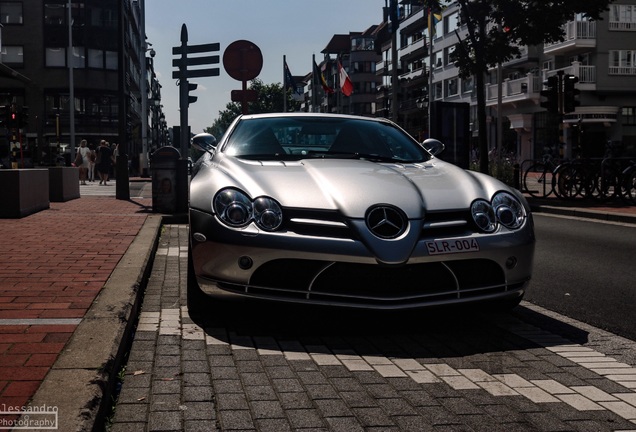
[428,2,434,136]
[283,55,287,112]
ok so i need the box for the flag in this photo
[338,61,353,97]
[284,60,304,101]
[313,60,334,94]
[428,5,442,38]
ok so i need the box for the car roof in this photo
[236,112,391,124]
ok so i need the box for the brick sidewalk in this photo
[0,197,151,413]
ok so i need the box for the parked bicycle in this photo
[522,153,560,198]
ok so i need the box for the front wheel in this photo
[523,163,553,198]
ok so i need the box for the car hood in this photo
[191,155,506,218]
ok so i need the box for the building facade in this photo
[304,1,636,164]
[0,0,165,170]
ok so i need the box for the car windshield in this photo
[223,117,432,163]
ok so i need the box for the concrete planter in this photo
[0,169,50,218]
[49,167,80,202]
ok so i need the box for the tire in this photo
[523,163,553,198]
[186,239,209,320]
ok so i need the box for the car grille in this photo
[217,258,523,308]
[283,208,474,240]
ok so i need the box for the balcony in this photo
[543,20,596,55]
[486,62,596,106]
[399,37,426,60]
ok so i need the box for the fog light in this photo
[505,256,517,269]
[238,256,253,270]
[192,232,207,242]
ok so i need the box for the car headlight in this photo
[213,188,253,227]
[213,188,283,231]
[471,192,526,233]
[471,200,497,233]
[253,197,283,231]
[492,191,526,229]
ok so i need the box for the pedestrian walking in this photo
[88,144,96,182]
[77,139,91,185]
[96,140,113,185]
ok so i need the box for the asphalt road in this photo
[526,213,636,341]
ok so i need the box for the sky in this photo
[145,0,387,134]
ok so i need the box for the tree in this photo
[445,0,610,173]
[205,79,301,138]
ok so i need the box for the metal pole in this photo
[67,0,76,158]
[179,24,189,158]
[140,0,149,176]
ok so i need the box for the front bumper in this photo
[189,208,535,309]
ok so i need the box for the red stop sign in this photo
[223,40,263,82]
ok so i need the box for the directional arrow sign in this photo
[172,55,219,68]
[172,42,220,55]
[172,68,220,79]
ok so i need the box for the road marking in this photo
[0,318,82,325]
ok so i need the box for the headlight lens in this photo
[471,192,526,232]
[471,200,497,233]
[492,192,526,229]
[213,188,283,231]
[213,189,253,227]
[253,197,283,231]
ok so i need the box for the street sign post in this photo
[172,23,220,212]
[223,40,263,114]
[173,24,220,157]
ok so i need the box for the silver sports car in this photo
[188,113,535,311]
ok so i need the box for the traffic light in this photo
[540,75,559,114]
[9,111,18,129]
[563,74,580,114]
[188,82,198,105]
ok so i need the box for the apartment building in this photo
[0,0,165,170]
[306,1,636,163]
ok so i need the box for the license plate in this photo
[426,238,480,255]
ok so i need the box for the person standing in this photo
[77,139,91,185]
[97,140,113,185]
[87,143,96,182]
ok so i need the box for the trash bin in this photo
[151,146,180,213]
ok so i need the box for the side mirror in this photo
[191,133,217,152]
[422,138,445,156]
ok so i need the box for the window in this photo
[445,78,458,97]
[351,37,374,52]
[609,50,636,75]
[46,48,66,67]
[622,107,636,125]
[1,46,23,64]
[444,12,459,35]
[72,47,86,68]
[434,82,443,100]
[44,3,66,25]
[105,51,118,70]
[0,2,22,24]
[610,4,636,30]
[462,77,474,94]
[444,45,456,67]
[89,6,117,27]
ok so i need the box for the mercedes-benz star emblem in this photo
[365,206,407,239]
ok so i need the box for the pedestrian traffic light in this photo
[540,75,559,114]
[563,74,580,114]
[188,82,198,105]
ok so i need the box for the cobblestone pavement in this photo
[110,225,636,432]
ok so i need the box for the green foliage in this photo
[205,79,302,138]
[446,0,611,174]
